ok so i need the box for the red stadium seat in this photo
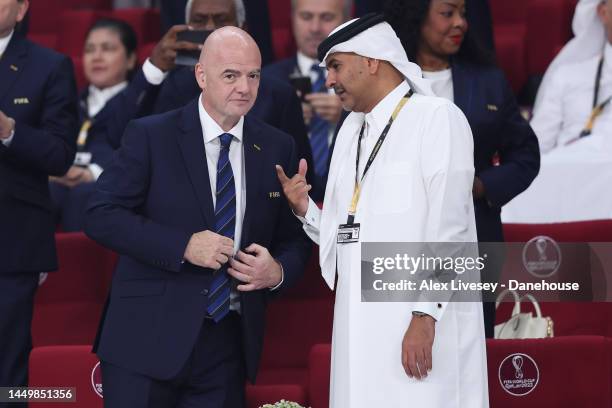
[138,42,157,66]
[308,343,331,408]
[246,384,307,408]
[32,233,117,346]
[267,0,296,60]
[71,56,87,91]
[258,247,334,389]
[487,336,612,407]
[109,8,161,45]
[29,345,103,408]
[499,221,612,337]
[29,0,111,37]
[57,10,100,57]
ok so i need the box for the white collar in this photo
[0,30,14,56]
[88,81,128,103]
[198,93,244,144]
[605,41,612,70]
[297,51,320,76]
[365,81,410,134]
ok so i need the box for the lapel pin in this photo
[253,144,261,151]
[487,104,498,111]
[10,65,18,71]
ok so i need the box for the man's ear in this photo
[17,0,30,23]
[195,63,206,89]
[366,58,380,75]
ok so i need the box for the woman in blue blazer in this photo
[50,18,139,231]
[385,0,540,338]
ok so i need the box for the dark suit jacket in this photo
[263,55,298,81]
[76,88,117,170]
[452,60,540,242]
[0,33,78,274]
[106,67,316,190]
[85,99,311,382]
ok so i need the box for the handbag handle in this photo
[495,289,521,316]
[519,293,543,318]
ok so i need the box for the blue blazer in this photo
[85,98,311,382]
[106,67,316,190]
[0,33,78,273]
[76,88,117,169]
[452,60,540,242]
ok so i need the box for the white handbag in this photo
[494,289,554,339]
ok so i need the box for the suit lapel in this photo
[0,34,27,106]
[177,99,216,228]
[451,61,473,117]
[240,116,264,247]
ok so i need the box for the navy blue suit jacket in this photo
[0,33,77,273]
[452,60,539,242]
[263,56,298,81]
[85,98,311,382]
[76,88,117,169]
[106,67,316,190]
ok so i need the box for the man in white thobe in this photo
[532,0,612,154]
[276,14,488,408]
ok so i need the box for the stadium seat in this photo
[32,233,117,346]
[308,343,332,408]
[29,345,103,408]
[28,0,111,38]
[267,0,296,60]
[258,247,334,388]
[110,8,161,46]
[486,336,612,407]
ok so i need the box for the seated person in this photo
[264,0,350,198]
[50,18,137,231]
[106,0,316,193]
[531,0,612,154]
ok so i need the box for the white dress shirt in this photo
[422,68,454,102]
[531,41,612,153]
[1,30,15,147]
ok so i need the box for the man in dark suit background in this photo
[85,27,310,407]
[106,0,316,193]
[264,0,350,200]
[0,0,78,398]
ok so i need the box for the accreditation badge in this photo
[74,152,92,167]
[337,223,360,244]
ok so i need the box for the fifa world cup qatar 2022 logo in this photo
[498,353,540,396]
[522,235,562,278]
[91,361,103,398]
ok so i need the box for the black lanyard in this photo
[581,56,611,138]
[346,89,414,224]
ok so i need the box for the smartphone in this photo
[289,75,312,101]
[175,30,212,66]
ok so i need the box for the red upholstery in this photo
[29,345,103,408]
[138,42,157,66]
[27,33,58,50]
[487,336,611,407]
[525,0,575,76]
[29,346,307,408]
[32,233,117,346]
[109,8,161,45]
[267,0,296,60]
[499,221,612,337]
[71,56,87,91]
[29,0,111,36]
[57,10,99,57]
[258,248,334,388]
[308,343,331,408]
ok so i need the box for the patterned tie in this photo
[309,63,330,178]
[207,133,235,322]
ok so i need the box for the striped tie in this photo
[207,133,235,322]
[309,63,330,178]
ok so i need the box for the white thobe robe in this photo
[298,81,489,407]
[531,42,612,154]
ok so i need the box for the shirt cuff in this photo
[142,58,168,85]
[269,259,284,291]
[88,163,104,181]
[412,302,447,322]
[295,197,319,225]
[2,128,15,147]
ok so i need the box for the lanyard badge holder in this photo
[337,89,413,244]
[572,56,612,141]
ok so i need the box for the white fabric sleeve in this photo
[1,128,14,147]
[269,261,284,291]
[88,163,104,181]
[142,58,168,85]
[531,67,565,154]
[294,196,322,245]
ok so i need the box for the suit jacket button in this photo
[201,289,209,296]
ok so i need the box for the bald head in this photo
[195,27,262,131]
[199,26,260,68]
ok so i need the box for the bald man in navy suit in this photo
[86,27,310,408]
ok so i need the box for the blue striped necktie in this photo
[207,133,235,322]
[309,63,330,178]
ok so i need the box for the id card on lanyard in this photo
[337,89,413,244]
